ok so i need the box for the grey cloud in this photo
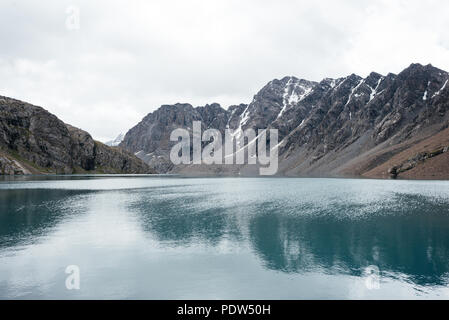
[0,0,448,141]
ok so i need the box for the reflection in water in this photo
[132,190,228,245]
[0,189,91,249]
[0,176,449,299]
[128,184,449,288]
[248,197,449,286]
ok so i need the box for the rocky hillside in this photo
[121,63,449,179]
[0,96,154,175]
[120,103,230,172]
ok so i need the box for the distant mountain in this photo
[0,96,155,175]
[121,63,449,179]
[105,133,125,147]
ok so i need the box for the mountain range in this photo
[119,63,449,179]
[1,63,448,178]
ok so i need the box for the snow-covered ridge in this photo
[277,78,314,119]
[105,133,125,147]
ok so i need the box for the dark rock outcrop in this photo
[0,96,154,175]
[389,146,449,179]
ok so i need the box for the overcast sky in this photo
[1,0,449,141]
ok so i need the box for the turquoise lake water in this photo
[0,176,449,299]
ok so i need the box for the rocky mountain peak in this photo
[365,72,383,88]
[399,63,447,80]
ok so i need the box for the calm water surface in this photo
[0,176,449,299]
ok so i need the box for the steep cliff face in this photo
[121,63,449,179]
[0,96,154,175]
[0,96,74,173]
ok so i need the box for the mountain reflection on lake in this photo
[1,176,449,299]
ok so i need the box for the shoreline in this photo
[1,173,449,182]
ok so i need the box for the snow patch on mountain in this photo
[105,133,125,147]
[432,79,448,98]
[345,79,364,107]
[369,77,384,102]
[277,79,314,119]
